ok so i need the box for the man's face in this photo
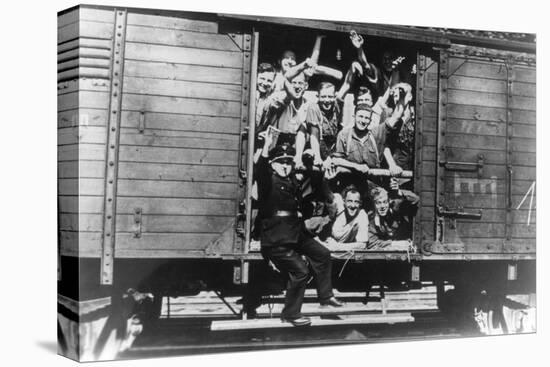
[356,91,373,107]
[291,74,307,99]
[318,86,336,112]
[271,159,294,178]
[354,109,373,132]
[257,71,275,95]
[344,191,362,218]
[374,193,389,217]
[382,52,394,73]
[280,52,296,73]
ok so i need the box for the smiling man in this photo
[331,185,369,243]
[368,179,419,249]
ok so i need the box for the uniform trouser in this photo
[261,235,334,319]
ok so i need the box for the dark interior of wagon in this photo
[248,26,422,251]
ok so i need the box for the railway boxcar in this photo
[57,4,536,361]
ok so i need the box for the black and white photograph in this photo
[45,0,545,364]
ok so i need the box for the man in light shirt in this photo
[331,185,369,243]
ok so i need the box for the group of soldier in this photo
[246,31,420,326]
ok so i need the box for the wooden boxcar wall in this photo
[58,7,116,257]
[58,7,252,261]
[417,47,536,257]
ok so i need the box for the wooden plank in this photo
[444,134,506,150]
[116,197,236,215]
[211,313,414,330]
[122,127,239,144]
[447,104,505,122]
[58,91,109,111]
[126,25,240,52]
[58,67,111,82]
[58,126,107,145]
[423,87,437,102]
[513,81,536,98]
[114,233,223,251]
[58,58,111,73]
[58,195,104,214]
[59,213,102,232]
[121,93,241,118]
[124,60,242,85]
[448,75,506,94]
[510,95,536,111]
[117,179,238,199]
[59,178,105,196]
[58,47,111,62]
[448,58,507,81]
[58,109,108,128]
[424,72,438,88]
[123,76,242,102]
[58,160,105,179]
[512,225,536,238]
[57,78,110,95]
[447,119,506,136]
[514,66,536,84]
[452,223,505,238]
[512,137,536,153]
[427,240,535,254]
[116,215,233,233]
[58,38,112,54]
[124,43,242,69]
[512,152,536,166]
[422,102,437,118]
[512,124,536,139]
[58,144,105,161]
[448,89,506,109]
[511,109,536,125]
[80,8,115,23]
[60,231,102,257]
[58,8,79,28]
[58,21,114,44]
[119,130,238,150]
[126,12,218,33]
[118,145,238,166]
[121,111,240,134]
[118,162,238,183]
[58,22,78,44]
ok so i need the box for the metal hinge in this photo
[133,207,142,238]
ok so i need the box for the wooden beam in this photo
[211,313,414,331]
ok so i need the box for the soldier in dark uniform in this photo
[255,130,342,326]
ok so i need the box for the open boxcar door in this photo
[417,47,535,259]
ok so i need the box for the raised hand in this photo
[349,30,364,49]
[392,56,406,70]
[351,61,364,76]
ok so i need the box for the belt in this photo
[273,210,298,217]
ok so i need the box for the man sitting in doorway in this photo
[368,178,419,250]
[331,185,369,243]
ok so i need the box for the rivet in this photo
[109,179,113,184]
[113,92,117,97]
[117,33,122,37]
[107,215,112,219]
[119,11,123,15]
[112,110,117,114]
[111,127,116,132]
[116,60,120,64]
[118,25,122,29]
[110,145,115,149]
[243,101,248,106]
[106,233,110,236]
[245,54,249,58]
[109,161,114,166]
[115,72,118,76]
[108,198,112,202]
